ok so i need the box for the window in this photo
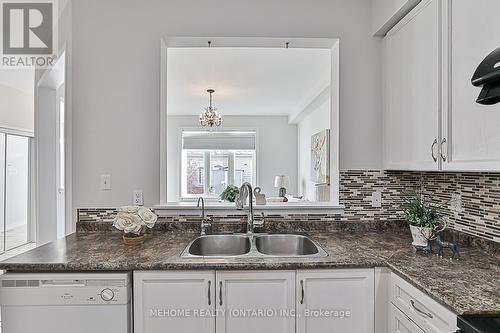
[184,151,205,195]
[181,130,256,199]
[234,151,254,187]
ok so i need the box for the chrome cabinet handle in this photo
[410,300,433,319]
[208,280,211,306]
[219,281,223,306]
[440,138,447,162]
[300,280,304,304]
[431,139,438,162]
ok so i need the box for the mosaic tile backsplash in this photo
[388,171,500,244]
[78,170,500,243]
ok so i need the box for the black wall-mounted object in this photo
[472,47,500,105]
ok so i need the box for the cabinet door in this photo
[134,271,215,333]
[216,270,295,333]
[384,0,441,170]
[441,0,500,171]
[389,304,425,333]
[296,269,374,333]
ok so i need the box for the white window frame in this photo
[159,37,341,211]
[180,149,257,200]
[179,128,258,201]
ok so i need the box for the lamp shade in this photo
[274,175,290,188]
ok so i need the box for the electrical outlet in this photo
[133,190,144,206]
[100,174,111,190]
[371,191,382,208]
[451,193,462,212]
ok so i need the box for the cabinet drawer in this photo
[390,273,457,333]
[389,304,425,333]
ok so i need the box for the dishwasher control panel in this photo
[0,273,131,306]
[54,286,125,304]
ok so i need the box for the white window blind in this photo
[182,130,256,150]
[0,69,35,137]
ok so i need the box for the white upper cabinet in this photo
[296,269,375,333]
[383,0,500,171]
[133,271,216,333]
[441,0,500,171]
[384,0,441,170]
[216,270,295,333]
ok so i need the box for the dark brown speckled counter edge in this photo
[0,221,498,316]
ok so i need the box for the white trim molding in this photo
[159,37,341,210]
[154,202,344,216]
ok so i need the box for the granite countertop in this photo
[0,229,498,316]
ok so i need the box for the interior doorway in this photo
[36,51,67,245]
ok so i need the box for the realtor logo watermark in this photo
[1,0,57,68]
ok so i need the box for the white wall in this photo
[71,0,382,208]
[167,115,297,201]
[36,87,58,245]
[298,97,331,202]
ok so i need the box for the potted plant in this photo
[402,194,443,248]
[113,206,157,245]
[220,185,239,202]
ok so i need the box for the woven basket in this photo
[123,234,145,245]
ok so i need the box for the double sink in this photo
[181,234,328,258]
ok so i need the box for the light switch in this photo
[133,190,144,206]
[100,174,111,190]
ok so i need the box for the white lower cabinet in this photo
[390,273,458,333]
[297,269,375,333]
[133,270,458,333]
[133,271,215,333]
[216,270,295,333]
[390,304,425,333]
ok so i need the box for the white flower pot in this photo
[409,225,433,247]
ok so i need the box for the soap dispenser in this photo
[472,47,500,105]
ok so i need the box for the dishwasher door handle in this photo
[41,280,86,287]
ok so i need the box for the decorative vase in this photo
[254,187,267,205]
[409,225,432,247]
[123,234,145,245]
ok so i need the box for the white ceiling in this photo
[166,47,331,117]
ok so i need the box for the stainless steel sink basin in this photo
[181,233,327,258]
[255,234,323,256]
[183,235,251,257]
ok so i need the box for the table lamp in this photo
[274,175,290,197]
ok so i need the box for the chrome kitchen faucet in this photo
[197,197,211,235]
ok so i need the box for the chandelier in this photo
[199,89,223,127]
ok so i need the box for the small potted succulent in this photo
[220,185,239,202]
[402,193,443,248]
[113,206,157,245]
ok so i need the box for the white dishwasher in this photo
[0,272,131,333]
